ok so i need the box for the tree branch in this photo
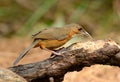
[8,40,120,82]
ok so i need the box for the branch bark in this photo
[8,40,120,82]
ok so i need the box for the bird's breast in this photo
[35,37,71,50]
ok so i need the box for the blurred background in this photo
[0,0,120,39]
[0,0,120,67]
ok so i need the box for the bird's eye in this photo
[78,27,82,31]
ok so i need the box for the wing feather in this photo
[33,27,71,40]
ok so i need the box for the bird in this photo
[13,23,92,65]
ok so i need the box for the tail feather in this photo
[13,41,37,65]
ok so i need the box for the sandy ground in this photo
[1,38,120,82]
[0,38,51,68]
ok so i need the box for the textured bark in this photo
[8,40,120,82]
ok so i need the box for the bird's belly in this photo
[37,39,69,50]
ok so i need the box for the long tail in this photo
[13,41,38,65]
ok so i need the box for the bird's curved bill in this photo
[79,29,93,40]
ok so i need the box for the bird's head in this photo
[69,23,93,39]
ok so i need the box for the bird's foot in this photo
[51,51,61,55]
[50,51,62,58]
[43,48,62,58]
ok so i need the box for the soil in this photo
[0,38,51,68]
[1,38,120,82]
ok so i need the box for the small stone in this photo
[0,68,26,82]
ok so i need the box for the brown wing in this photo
[33,27,71,40]
[32,28,47,37]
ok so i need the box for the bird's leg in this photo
[43,48,61,55]
[54,47,65,52]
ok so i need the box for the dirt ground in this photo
[0,38,51,68]
[1,38,120,82]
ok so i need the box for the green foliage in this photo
[16,0,58,36]
[0,0,120,39]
